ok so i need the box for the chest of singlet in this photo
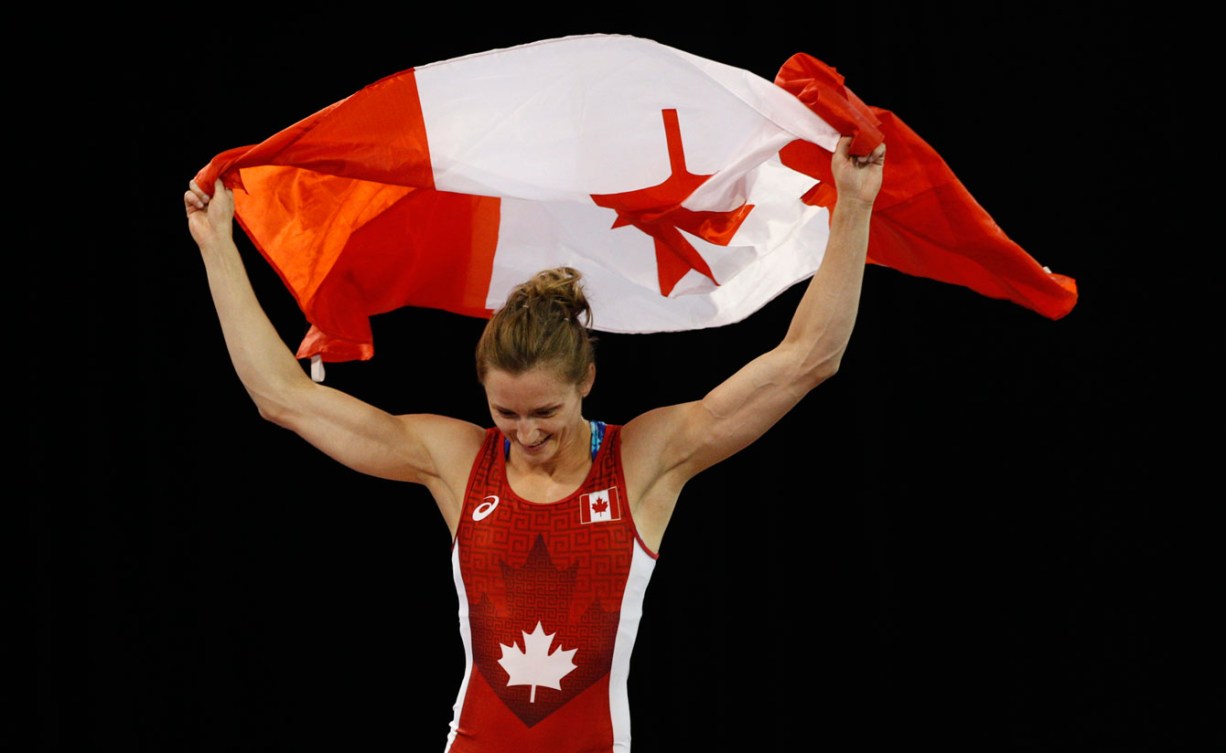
[446,424,656,753]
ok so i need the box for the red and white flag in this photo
[579,487,622,524]
[194,34,1077,366]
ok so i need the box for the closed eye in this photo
[493,405,560,419]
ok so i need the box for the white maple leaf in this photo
[498,621,579,703]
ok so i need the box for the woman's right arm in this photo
[185,179,481,528]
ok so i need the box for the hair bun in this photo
[509,267,592,327]
[476,267,598,384]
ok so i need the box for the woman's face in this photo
[483,364,594,467]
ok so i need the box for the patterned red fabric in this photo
[448,425,656,753]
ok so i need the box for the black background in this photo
[32,5,1219,752]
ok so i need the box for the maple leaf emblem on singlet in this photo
[591,497,609,514]
[469,534,621,726]
[498,622,578,703]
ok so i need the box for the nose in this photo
[517,419,541,444]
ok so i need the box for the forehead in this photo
[483,367,576,407]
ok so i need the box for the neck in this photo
[511,418,591,478]
[504,418,594,504]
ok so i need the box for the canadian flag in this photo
[193,34,1076,366]
[579,487,622,524]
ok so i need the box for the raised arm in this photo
[184,179,481,530]
[622,136,885,547]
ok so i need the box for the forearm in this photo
[627,138,882,484]
[778,197,874,382]
[198,235,314,420]
[658,197,874,474]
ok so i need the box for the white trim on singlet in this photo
[444,546,475,753]
[609,540,657,752]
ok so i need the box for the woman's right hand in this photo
[184,178,234,250]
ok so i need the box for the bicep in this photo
[625,343,817,483]
[272,381,481,486]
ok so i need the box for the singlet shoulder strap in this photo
[589,420,606,459]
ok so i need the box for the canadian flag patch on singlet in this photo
[579,487,622,524]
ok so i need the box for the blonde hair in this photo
[475,267,596,384]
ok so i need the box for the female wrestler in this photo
[184,134,884,752]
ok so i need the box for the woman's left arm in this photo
[622,136,884,543]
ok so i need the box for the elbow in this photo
[249,386,302,430]
[781,324,853,393]
[796,348,845,392]
[815,354,843,383]
[241,369,312,430]
[255,401,291,427]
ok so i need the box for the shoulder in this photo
[399,413,488,441]
[398,416,490,534]
[619,402,697,466]
[616,404,698,490]
[397,414,489,477]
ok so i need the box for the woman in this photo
[184,134,884,752]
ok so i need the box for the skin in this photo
[185,135,885,553]
[483,363,596,505]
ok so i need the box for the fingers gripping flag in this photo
[194,34,1077,367]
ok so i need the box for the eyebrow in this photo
[492,403,562,414]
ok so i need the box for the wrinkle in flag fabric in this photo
[193,34,1077,366]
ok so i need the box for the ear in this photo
[579,362,596,397]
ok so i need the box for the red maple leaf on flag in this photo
[591,109,754,297]
[193,37,1077,369]
[591,497,609,515]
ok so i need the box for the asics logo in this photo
[473,495,500,521]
